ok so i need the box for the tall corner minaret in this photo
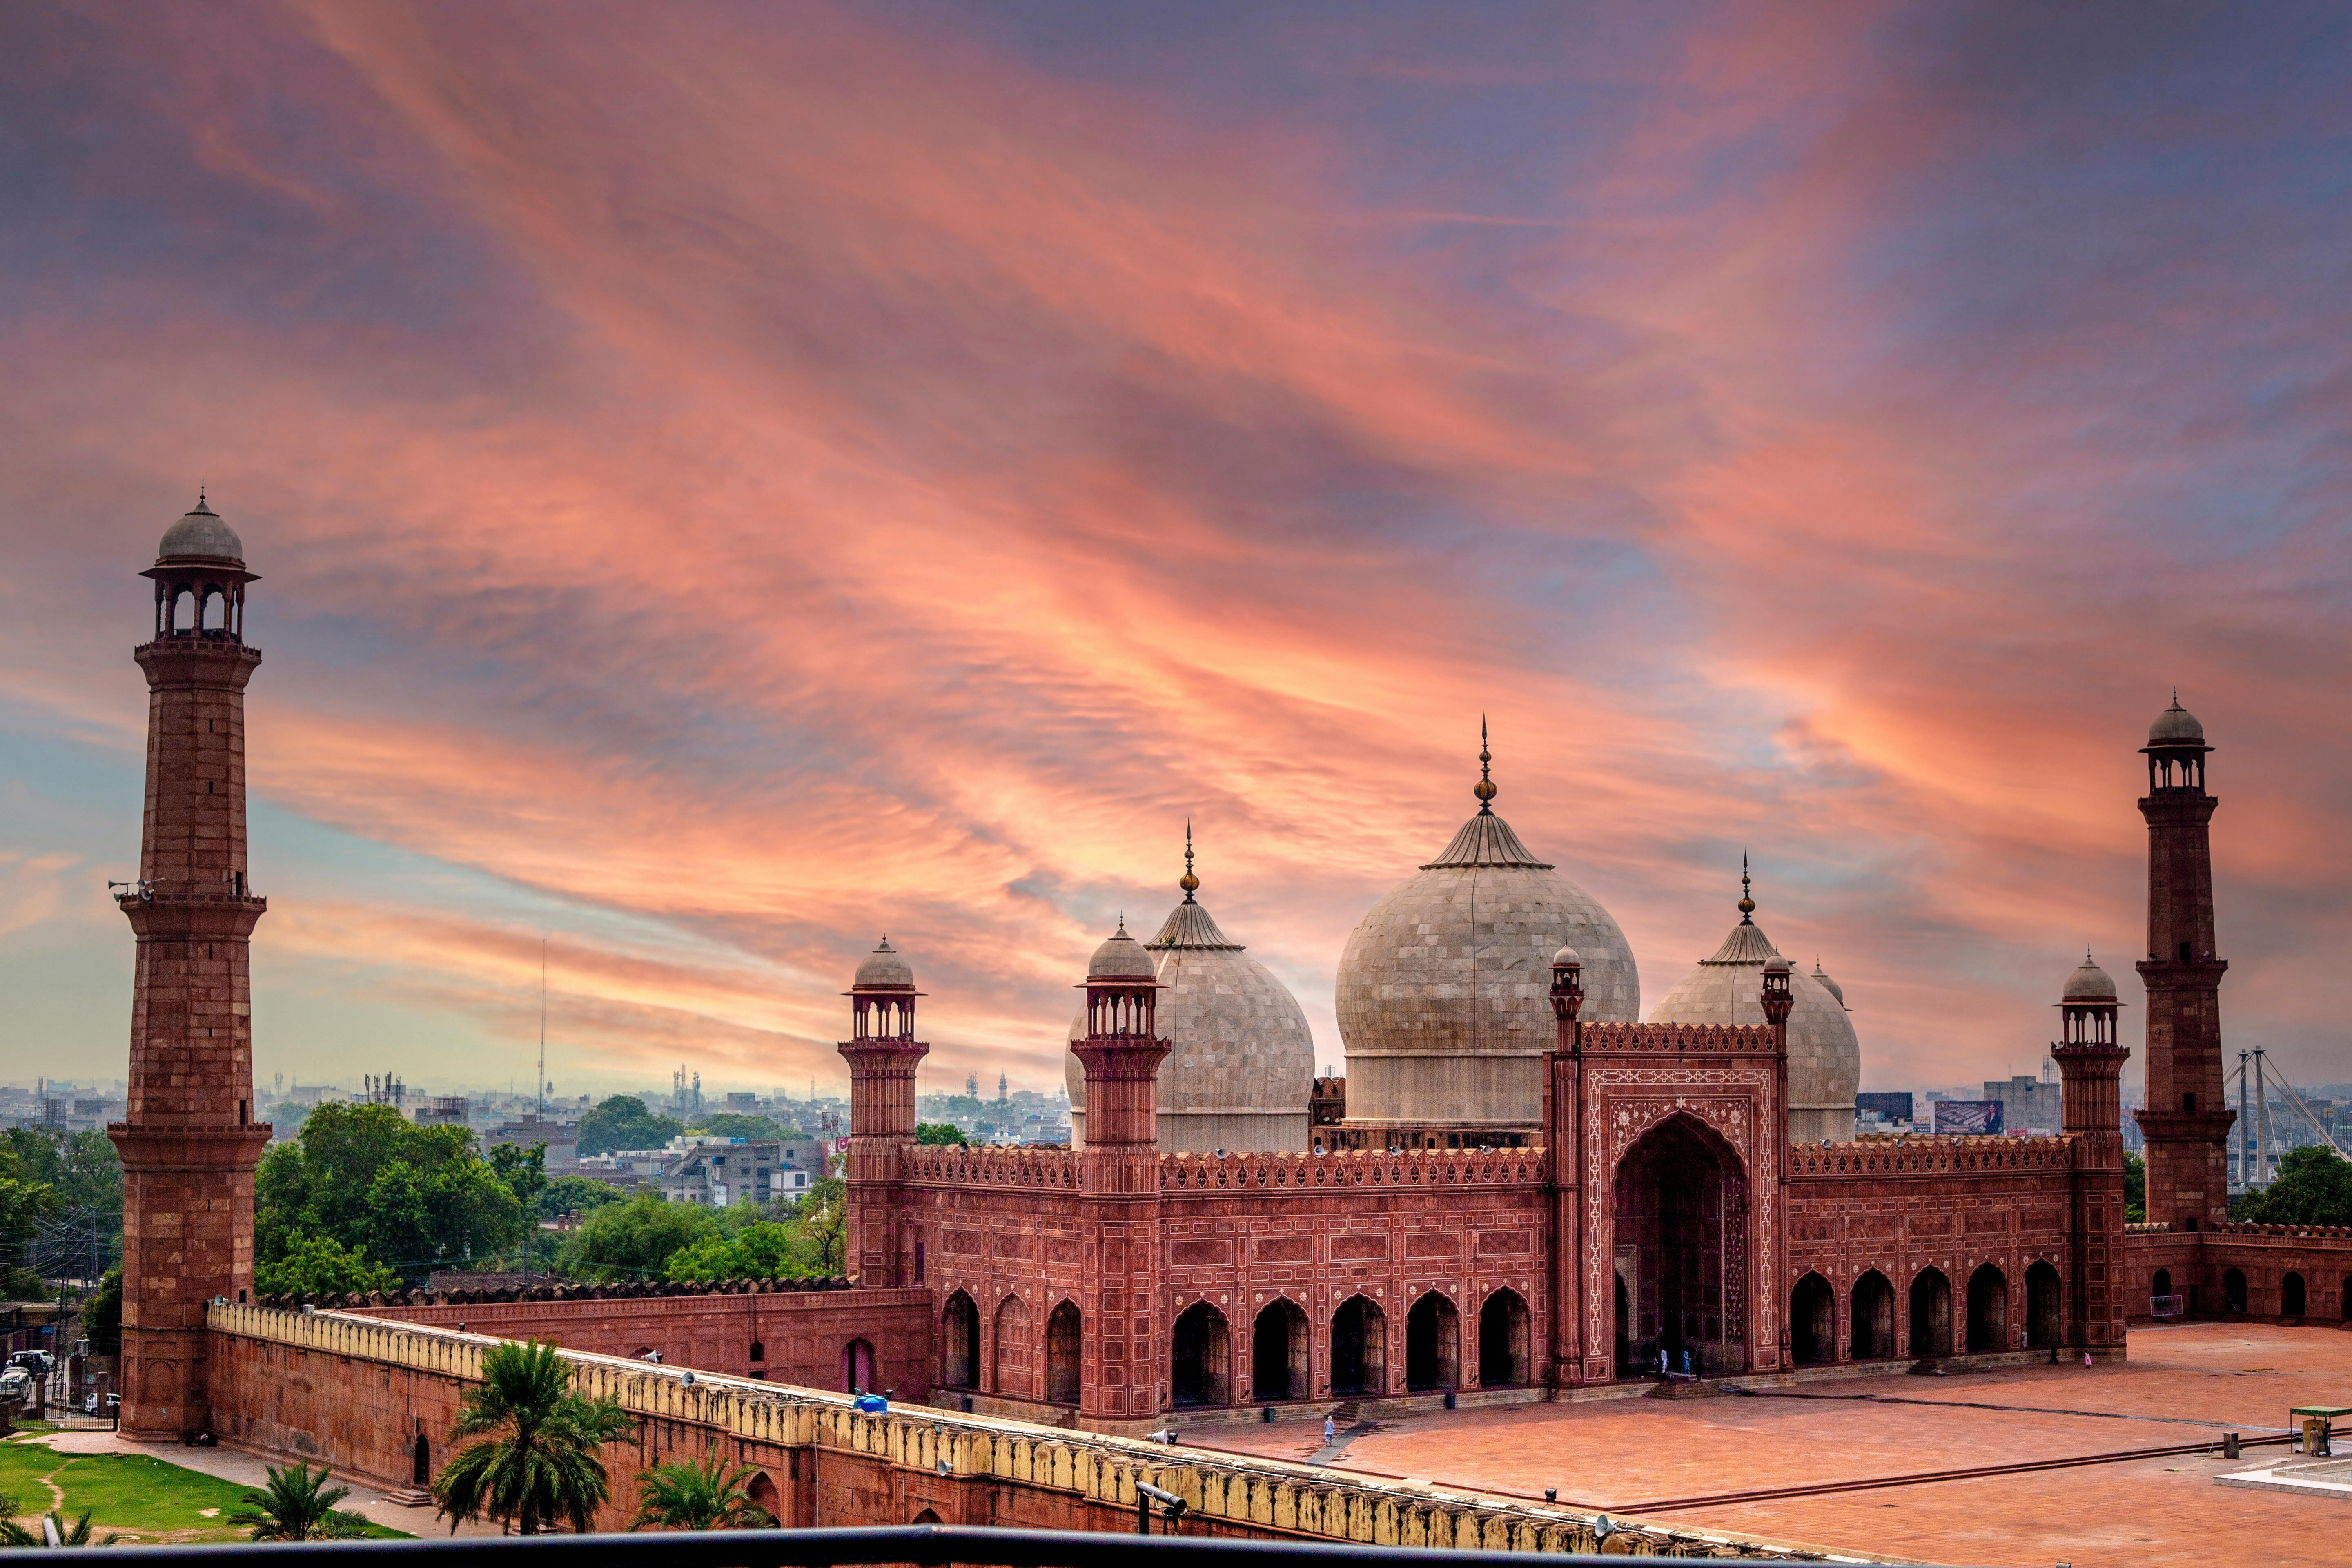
[838,937,926,1292]
[2130,695,2234,1230]
[107,492,274,1439]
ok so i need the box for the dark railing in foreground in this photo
[35,1526,1942,1568]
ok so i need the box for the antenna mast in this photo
[538,938,548,1115]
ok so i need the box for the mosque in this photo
[844,733,2146,1431]
[109,495,2350,1455]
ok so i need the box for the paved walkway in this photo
[1190,1323,2352,1566]
[20,1430,499,1538]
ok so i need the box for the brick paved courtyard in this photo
[1187,1322,2352,1565]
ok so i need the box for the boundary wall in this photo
[205,1303,1846,1561]
[349,1284,934,1398]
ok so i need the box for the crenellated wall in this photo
[205,1303,1835,1560]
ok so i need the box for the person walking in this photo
[1323,1414,1336,1446]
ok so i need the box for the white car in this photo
[0,1371,29,1401]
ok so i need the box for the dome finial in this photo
[1179,818,1200,901]
[1472,715,1497,812]
[1737,852,1755,922]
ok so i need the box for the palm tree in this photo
[0,1503,118,1548]
[231,1461,371,1541]
[628,1454,774,1532]
[433,1339,633,1535]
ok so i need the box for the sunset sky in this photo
[3,2,2347,1105]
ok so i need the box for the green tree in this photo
[0,1141,56,1296]
[254,1235,401,1298]
[915,1123,967,1147]
[628,1454,773,1531]
[801,1178,845,1275]
[230,1461,372,1541]
[86,1267,121,1356]
[2123,1152,2146,1223]
[664,1221,817,1283]
[689,1113,789,1143]
[537,1176,621,1223]
[2238,1145,2352,1227]
[256,1103,524,1283]
[433,1340,633,1536]
[489,1144,549,1264]
[268,1102,311,1140]
[552,1194,717,1281]
[575,1097,684,1158]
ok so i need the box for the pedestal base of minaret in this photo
[108,1125,272,1440]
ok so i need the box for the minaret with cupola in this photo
[2130,697,2234,1230]
[839,937,927,1287]
[109,492,274,1439]
[2054,952,2130,1353]
[1068,922,1170,1420]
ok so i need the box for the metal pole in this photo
[2255,1050,2271,1186]
[2238,1052,2251,1192]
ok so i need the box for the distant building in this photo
[412,1097,469,1129]
[481,1113,579,1170]
[660,1136,823,1207]
[1982,1069,2063,1136]
[1855,1091,1913,1123]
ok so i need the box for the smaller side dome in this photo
[1551,944,1581,967]
[158,493,245,564]
[853,935,914,989]
[1087,920,1155,978]
[1809,961,1846,1008]
[2062,950,2118,1004]
[2147,695,2204,746]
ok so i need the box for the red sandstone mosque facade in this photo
[105,498,2352,1446]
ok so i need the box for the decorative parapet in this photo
[903,1143,1080,1188]
[208,1303,1838,1559]
[259,1276,855,1312]
[2123,1221,2174,1235]
[1162,1148,1544,1192]
[2212,1220,2352,1240]
[1787,1136,2074,1178]
[1580,1022,1780,1056]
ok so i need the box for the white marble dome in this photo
[1335,782,1640,1132]
[2062,951,2119,1004]
[1068,883,1315,1153]
[158,497,244,563]
[853,936,914,989]
[1646,890,1860,1143]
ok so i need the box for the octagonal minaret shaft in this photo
[2131,697,2234,1231]
[109,493,273,1439]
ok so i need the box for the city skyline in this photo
[3,4,2349,1098]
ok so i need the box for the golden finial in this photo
[1473,715,1497,811]
[1179,818,1199,901]
[1737,852,1755,921]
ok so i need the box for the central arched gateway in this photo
[1611,1113,1750,1376]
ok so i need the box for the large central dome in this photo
[1335,748,1639,1130]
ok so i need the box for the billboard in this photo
[1932,1099,2005,1136]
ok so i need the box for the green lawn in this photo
[0,1438,410,1543]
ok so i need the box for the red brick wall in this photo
[358,1287,935,1400]
[1787,1139,2082,1359]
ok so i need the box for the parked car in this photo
[0,1369,30,1401]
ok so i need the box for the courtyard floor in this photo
[1186,1322,2352,1566]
